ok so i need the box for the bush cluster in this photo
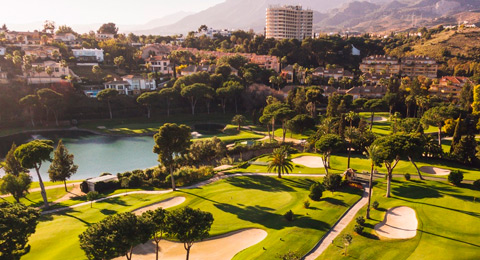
[284,210,294,221]
[448,170,464,186]
[308,182,324,201]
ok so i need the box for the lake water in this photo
[0,131,159,181]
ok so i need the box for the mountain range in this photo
[133,0,480,35]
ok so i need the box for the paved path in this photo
[303,184,370,260]
[42,173,325,215]
[0,182,82,198]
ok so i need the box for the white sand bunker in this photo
[375,206,418,239]
[213,165,234,171]
[368,116,387,122]
[120,229,267,260]
[419,166,451,176]
[292,156,324,168]
[132,197,185,215]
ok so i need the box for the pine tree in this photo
[48,140,78,191]
[450,116,463,153]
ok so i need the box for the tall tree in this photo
[137,91,160,119]
[181,83,211,115]
[97,22,118,35]
[97,89,118,120]
[159,87,178,117]
[153,123,191,191]
[139,208,168,260]
[14,140,54,208]
[37,88,63,126]
[166,207,214,260]
[223,81,244,114]
[421,105,461,146]
[267,146,294,178]
[315,134,345,175]
[0,202,40,260]
[364,99,386,131]
[79,212,151,260]
[0,144,31,203]
[48,140,78,191]
[231,115,247,131]
[364,145,382,219]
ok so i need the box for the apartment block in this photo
[266,5,313,40]
[360,55,438,78]
[359,55,401,75]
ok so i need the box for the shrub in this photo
[404,173,411,181]
[323,174,342,193]
[372,201,379,210]
[276,251,301,260]
[80,181,89,193]
[473,179,480,190]
[303,200,310,209]
[354,224,364,234]
[284,210,294,221]
[355,216,365,226]
[448,170,464,186]
[308,182,324,201]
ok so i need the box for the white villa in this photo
[145,56,173,75]
[72,48,104,62]
[26,61,70,84]
[0,46,5,56]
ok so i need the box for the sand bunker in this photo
[368,116,388,122]
[419,166,451,176]
[132,197,186,215]
[116,229,267,260]
[213,165,234,171]
[375,206,418,239]
[292,156,324,168]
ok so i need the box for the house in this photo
[85,175,118,192]
[181,64,216,76]
[4,31,44,45]
[104,80,131,95]
[54,33,79,45]
[0,67,8,84]
[144,56,173,74]
[400,56,438,78]
[428,76,472,100]
[23,46,60,60]
[195,28,233,39]
[26,61,70,84]
[249,54,280,72]
[141,44,177,59]
[0,46,5,56]
[122,75,156,95]
[351,45,361,56]
[345,85,388,100]
[96,33,115,41]
[72,48,104,62]
[361,72,393,86]
[280,65,294,83]
[312,67,354,80]
[360,55,401,75]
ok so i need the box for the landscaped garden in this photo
[316,178,480,260]
[22,175,363,260]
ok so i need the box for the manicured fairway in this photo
[22,176,362,260]
[316,179,480,260]
[233,153,480,180]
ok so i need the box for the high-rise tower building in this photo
[265,5,313,40]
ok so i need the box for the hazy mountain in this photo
[143,0,480,35]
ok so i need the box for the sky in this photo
[2,0,224,28]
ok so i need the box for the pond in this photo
[0,130,159,181]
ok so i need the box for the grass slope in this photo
[23,176,362,260]
[316,179,480,260]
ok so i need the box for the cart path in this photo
[303,184,369,260]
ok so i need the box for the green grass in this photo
[23,175,362,260]
[357,112,437,136]
[79,113,239,135]
[29,180,81,189]
[2,186,68,206]
[316,178,480,260]
[196,127,264,144]
[231,152,480,180]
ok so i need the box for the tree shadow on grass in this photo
[281,178,316,190]
[393,197,480,217]
[418,229,480,247]
[213,203,330,231]
[361,231,380,240]
[100,209,117,215]
[392,183,442,199]
[226,176,295,192]
[100,196,129,206]
[322,197,348,207]
[177,190,219,203]
[57,209,91,226]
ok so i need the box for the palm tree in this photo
[344,111,356,128]
[345,127,358,169]
[364,145,381,219]
[267,146,293,178]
